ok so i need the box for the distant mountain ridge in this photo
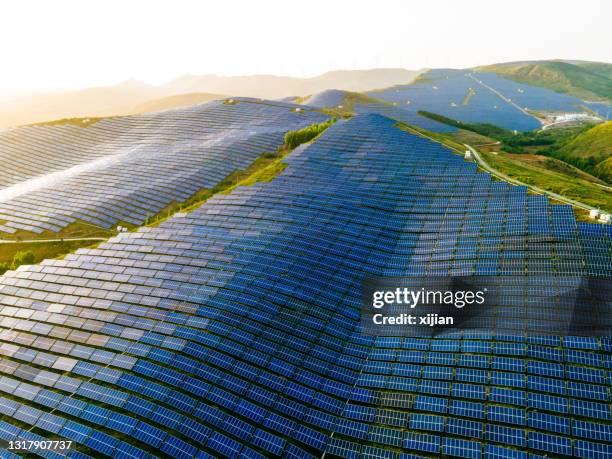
[162,68,421,100]
[131,93,227,114]
[0,68,421,128]
[0,80,165,128]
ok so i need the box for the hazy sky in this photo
[2,0,610,93]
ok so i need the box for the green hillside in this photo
[572,61,612,80]
[595,157,612,183]
[556,121,612,181]
[478,61,612,102]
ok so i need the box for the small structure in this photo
[294,108,302,113]
[590,209,600,219]
[464,150,472,160]
[600,213,610,223]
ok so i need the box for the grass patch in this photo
[23,116,109,128]
[480,150,612,212]
[6,220,114,242]
[0,240,97,275]
[449,129,498,146]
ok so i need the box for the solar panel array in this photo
[301,71,611,133]
[473,73,587,113]
[0,98,327,235]
[368,70,542,132]
[352,103,458,133]
[0,114,611,459]
[300,89,457,132]
[474,74,611,120]
[366,70,612,131]
[303,90,347,109]
[585,103,612,121]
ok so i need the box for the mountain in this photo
[0,69,421,128]
[131,92,227,114]
[161,74,304,100]
[161,68,422,100]
[0,79,166,127]
[556,121,612,182]
[477,60,612,102]
[301,69,422,94]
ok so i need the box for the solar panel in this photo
[0,99,329,235]
[364,70,542,131]
[0,113,610,457]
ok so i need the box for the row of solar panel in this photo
[0,114,610,458]
[0,99,328,234]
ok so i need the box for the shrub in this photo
[284,119,335,150]
[11,250,35,268]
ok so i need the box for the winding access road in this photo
[463,144,601,212]
[398,122,603,214]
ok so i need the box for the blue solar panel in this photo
[528,431,572,456]
[366,70,542,131]
[484,444,527,459]
[403,432,440,454]
[442,437,482,459]
[0,113,610,458]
